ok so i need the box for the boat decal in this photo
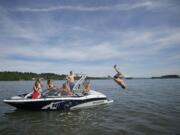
[42,101,66,110]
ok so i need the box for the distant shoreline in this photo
[126,75,180,79]
[0,71,108,81]
[0,71,179,81]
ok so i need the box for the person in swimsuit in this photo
[46,79,55,90]
[37,78,43,92]
[113,65,127,89]
[58,83,73,96]
[32,80,41,99]
[82,80,90,95]
[66,71,76,91]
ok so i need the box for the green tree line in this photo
[0,71,108,81]
[0,71,67,81]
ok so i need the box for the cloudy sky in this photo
[0,0,180,77]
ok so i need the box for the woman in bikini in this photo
[32,80,41,99]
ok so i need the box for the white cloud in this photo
[0,9,40,42]
[0,6,93,46]
[1,26,180,77]
[1,2,180,77]
[14,1,163,12]
[1,23,180,63]
[115,27,180,51]
[0,58,113,77]
[0,42,120,61]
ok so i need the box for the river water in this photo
[0,79,180,135]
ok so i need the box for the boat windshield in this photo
[41,74,87,98]
[41,89,63,97]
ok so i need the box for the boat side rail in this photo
[24,92,33,99]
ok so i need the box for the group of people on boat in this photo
[32,71,90,99]
[31,65,126,99]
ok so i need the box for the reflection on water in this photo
[3,106,121,135]
[0,79,180,135]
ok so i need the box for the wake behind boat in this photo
[3,75,113,111]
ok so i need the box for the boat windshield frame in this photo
[40,74,87,98]
[41,89,64,97]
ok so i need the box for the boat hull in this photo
[4,90,113,111]
[4,98,110,111]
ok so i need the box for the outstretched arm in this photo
[114,65,125,78]
[114,65,121,74]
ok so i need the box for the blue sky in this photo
[0,0,180,77]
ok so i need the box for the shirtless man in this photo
[113,65,127,89]
[66,71,76,90]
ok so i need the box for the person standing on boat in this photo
[66,71,76,91]
[113,65,127,89]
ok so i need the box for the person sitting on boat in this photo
[82,80,90,95]
[59,83,73,96]
[66,71,77,91]
[46,79,55,90]
[113,65,127,89]
[32,80,41,99]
